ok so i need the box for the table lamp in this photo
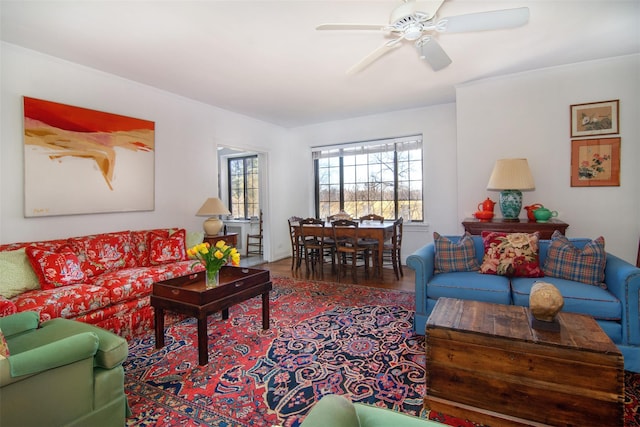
[196,197,231,235]
[486,158,535,221]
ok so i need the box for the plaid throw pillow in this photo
[434,232,480,273]
[542,230,606,287]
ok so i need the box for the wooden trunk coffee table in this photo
[151,266,271,365]
[425,298,624,427]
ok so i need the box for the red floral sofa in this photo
[0,228,203,340]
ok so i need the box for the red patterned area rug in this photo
[123,277,640,427]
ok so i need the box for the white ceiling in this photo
[1,1,638,128]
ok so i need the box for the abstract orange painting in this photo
[23,97,155,216]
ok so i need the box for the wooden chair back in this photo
[359,214,384,223]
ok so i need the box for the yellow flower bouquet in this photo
[187,240,240,287]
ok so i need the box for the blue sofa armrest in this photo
[604,254,640,346]
[406,244,435,321]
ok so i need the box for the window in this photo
[228,155,259,219]
[313,135,423,221]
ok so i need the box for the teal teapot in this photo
[533,207,558,223]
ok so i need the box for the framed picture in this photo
[570,100,619,137]
[571,138,620,187]
[23,97,155,216]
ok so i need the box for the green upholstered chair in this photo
[0,312,129,427]
[297,394,446,427]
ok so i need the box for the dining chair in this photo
[288,216,304,271]
[382,217,404,279]
[358,214,384,223]
[357,214,384,274]
[332,219,371,283]
[246,209,263,256]
[300,217,335,277]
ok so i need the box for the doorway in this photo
[217,146,268,267]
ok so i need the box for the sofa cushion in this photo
[480,231,543,278]
[68,231,137,278]
[25,246,86,290]
[149,229,187,265]
[542,231,606,287]
[427,271,512,305]
[39,318,128,369]
[12,284,111,322]
[0,248,40,298]
[511,277,621,321]
[131,228,180,267]
[0,238,70,253]
[91,260,203,304]
[433,232,480,273]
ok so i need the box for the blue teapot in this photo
[533,207,558,223]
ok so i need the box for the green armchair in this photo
[0,312,129,427]
[298,394,446,427]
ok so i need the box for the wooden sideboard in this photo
[462,218,569,240]
[203,232,238,247]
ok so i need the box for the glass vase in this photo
[205,268,219,288]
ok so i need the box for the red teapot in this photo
[477,198,496,213]
[524,203,544,221]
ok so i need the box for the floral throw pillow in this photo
[68,231,136,278]
[25,246,86,290]
[542,230,606,287]
[149,229,187,265]
[0,328,9,359]
[480,231,543,277]
[434,232,480,273]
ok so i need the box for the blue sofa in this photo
[407,235,640,373]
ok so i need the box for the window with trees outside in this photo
[313,135,423,221]
[228,155,259,219]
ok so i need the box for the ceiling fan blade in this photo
[439,7,530,33]
[347,41,401,75]
[417,37,452,71]
[390,0,445,23]
[418,0,446,21]
[316,23,386,31]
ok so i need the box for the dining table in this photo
[299,220,395,277]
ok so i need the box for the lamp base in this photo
[499,190,523,220]
[203,217,224,235]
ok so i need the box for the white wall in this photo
[0,43,295,262]
[3,42,637,264]
[456,54,639,263]
[289,104,459,259]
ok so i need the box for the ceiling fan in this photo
[316,0,530,74]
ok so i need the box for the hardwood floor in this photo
[253,257,415,292]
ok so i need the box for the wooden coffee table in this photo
[151,266,271,365]
[425,298,624,427]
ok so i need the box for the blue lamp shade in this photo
[486,159,535,220]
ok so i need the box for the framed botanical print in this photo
[571,138,620,187]
[570,100,619,138]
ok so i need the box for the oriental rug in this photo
[123,277,639,427]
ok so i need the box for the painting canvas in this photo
[571,138,620,187]
[570,100,619,138]
[23,97,155,217]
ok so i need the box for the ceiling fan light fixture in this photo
[404,24,423,40]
